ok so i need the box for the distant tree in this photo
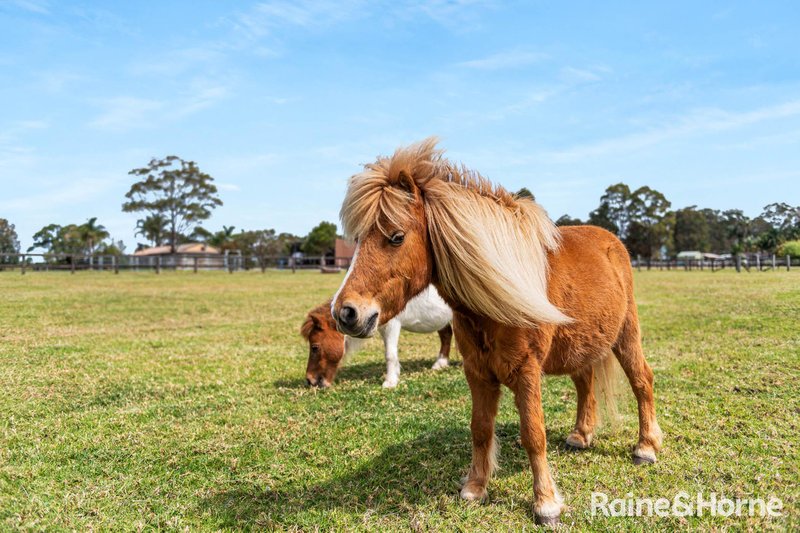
[590,183,633,238]
[555,214,583,226]
[673,206,710,252]
[28,218,111,257]
[123,156,222,253]
[721,209,752,255]
[699,208,732,253]
[588,183,671,259]
[303,221,337,256]
[97,240,127,256]
[0,218,20,264]
[28,224,82,258]
[207,225,238,251]
[76,217,109,254]
[516,187,535,200]
[760,202,800,241]
[587,201,618,234]
[135,214,169,247]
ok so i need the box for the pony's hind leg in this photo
[460,366,501,502]
[432,324,452,370]
[566,367,596,449]
[512,365,564,525]
[612,311,662,464]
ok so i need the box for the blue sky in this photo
[2,1,799,251]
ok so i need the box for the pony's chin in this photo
[345,312,379,339]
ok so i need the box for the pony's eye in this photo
[388,232,405,247]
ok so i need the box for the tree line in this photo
[548,183,800,261]
[2,156,798,266]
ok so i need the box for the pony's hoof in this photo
[565,432,592,450]
[460,485,487,502]
[632,454,656,466]
[535,514,560,527]
[382,379,398,388]
[431,358,449,370]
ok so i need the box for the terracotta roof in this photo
[134,243,220,256]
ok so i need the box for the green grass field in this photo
[1,270,798,531]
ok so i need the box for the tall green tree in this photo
[303,221,337,256]
[135,214,168,247]
[673,206,710,252]
[588,183,632,237]
[760,202,800,241]
[123,156,223,253]
[0,218,20,264]
[76,217,109,254]
[28,218,111,256]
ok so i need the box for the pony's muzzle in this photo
[333,300,379,338]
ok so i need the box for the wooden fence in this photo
[1,252,795,275]
[633,254,795,272]
[0,252,354,274]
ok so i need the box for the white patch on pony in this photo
[431,357,449,370]
[331,242,359,318]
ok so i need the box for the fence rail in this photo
[0,252,795,274]
[632,253,795,272]
[0,252,353,274]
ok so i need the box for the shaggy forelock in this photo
[338,136,571,327]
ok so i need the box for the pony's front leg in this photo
[431,324,452,370]
[512,367,564,525]
[380,319,402,388]
[460,365,501,502]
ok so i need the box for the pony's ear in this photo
[397,170,416,194]
[300,315,316,339]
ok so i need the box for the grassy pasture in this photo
[0,270,798,531]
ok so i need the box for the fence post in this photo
[113,255,119,274]
[788,255,792,271]
[156,256,161,274]
[194,256,199,274]
[71,257,75,275]
[772,254,776,271]
[21,255,26,275]
[735,255,741,273]
[756,254,761,271]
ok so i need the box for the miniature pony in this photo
[330,138,662,525]
[302,285,453,388]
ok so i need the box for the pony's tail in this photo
[593,351,622,426]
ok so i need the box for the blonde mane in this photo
[340,137,570,327]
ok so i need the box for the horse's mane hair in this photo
[340,137,571,327]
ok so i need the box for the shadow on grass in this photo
[273,357,462,389]
[200,420,620,528]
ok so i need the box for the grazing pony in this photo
[331,138,662,525]
[302,286,453,388]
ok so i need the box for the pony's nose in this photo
[339,304,358,328]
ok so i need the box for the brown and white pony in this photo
[302,286,453,388]
[330,138,662,525]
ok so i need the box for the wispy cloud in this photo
[458,49,548,70]
[544,99,800,162]
[4,0,50,15]
[89,80,229,131]
[89,97,166,131]
[0,177,114,211]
